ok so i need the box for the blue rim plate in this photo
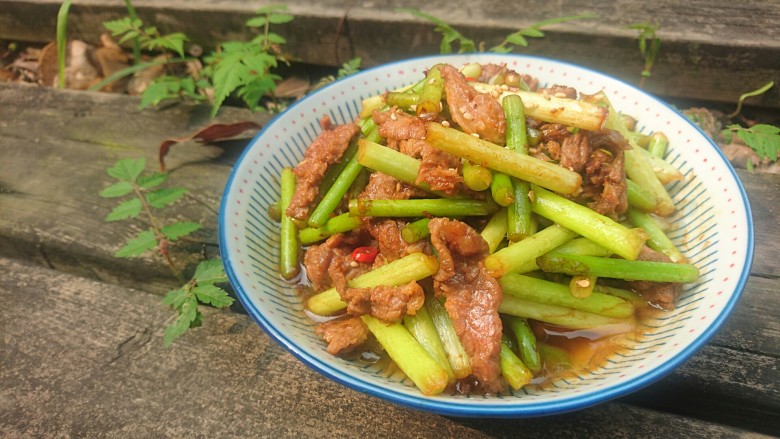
[219,53,754,417]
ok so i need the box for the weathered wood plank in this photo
[742,170,780,278]
[0,257,769,438]
[1,83,777,291]
[0,83,269,293]
[0,0,779,108]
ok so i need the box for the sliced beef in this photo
[373,108,427,153]
[371,107,464,195]
[440,64,506,145]
[581,129,629,219]
[539,123,573,143]
[428,218,504,393]
[399,138,428,158]
[333,270,425,322]
[303,231,371,292]
[477,63,539,91]
[363,219,409,262]
[538,84,578,100]
[529,123,571,161]
[559,132,590,173]
[530,140,562,162]
[315,316,369,355]
[530,125,628,219]
[287,116,360,220]
[417,143,465,195]
[357,172,430,264]
[628,246,683,310]
[359,172,425,201]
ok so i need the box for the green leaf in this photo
[117,31,140,45]
[105,198,142,221]
[265,33,287,45]
[107,158,146,182]
[137,172,168,188]
[489,45,512,54]
[161,221,201,241]
[139,80,177,109]
[246,16,268,28]
[164,296,199,345]
[99,181,133,198]
[163,287,188,308]
[193,259,228,285]
[209,46,278,117]
[193,284,234,308]
[267,13,294,24]
[726,81,774,118]
[399,8,475,54]
[505,33,529,47]
[521,28,545,38]
[144,32,188,57]
[256,4,289,15]
[238,74,279,111]
[146,187,187,208]
[337,57,361,78]
[103,17,134,35]
[728,124,780,162]
[115,229,157,257]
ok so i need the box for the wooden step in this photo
[1,0,779,109]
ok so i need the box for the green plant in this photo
[312,57,363,90]
[95,5,294,117]
[103,16,188,57]
[721,124,780,168]
[726,81,775,119]
[121,0,142,63]
[204,4,293,117]
[489,14,596,53]
[399,9,594,54]
[626,22,661,88]
[100,157,234,345]
[55,0,73,89]
[398,8,476,54]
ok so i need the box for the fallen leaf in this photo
[273,76,310,99]
[92,33,130,92]
[127,54,169,96]
[38,40,100,89]
[720,142,761,169]
[159,121,262,171]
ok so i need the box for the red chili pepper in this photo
[351,246,379,263]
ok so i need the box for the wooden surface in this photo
[1,83,779,437]
[1,0,779,110]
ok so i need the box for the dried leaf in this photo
[273,76,310,98]
[158,121,262,171]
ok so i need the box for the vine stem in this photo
[132,184,186,284]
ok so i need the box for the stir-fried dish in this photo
[273,62,699,396]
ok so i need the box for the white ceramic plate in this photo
[219,53,753,417]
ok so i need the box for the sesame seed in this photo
[471,133,480,138]
[442,120,451,127]
[576,279,591,287]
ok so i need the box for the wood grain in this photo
[0,0,778,108]
[0,257,770,438]
[0,83,269,294]
[1,82,778,437]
